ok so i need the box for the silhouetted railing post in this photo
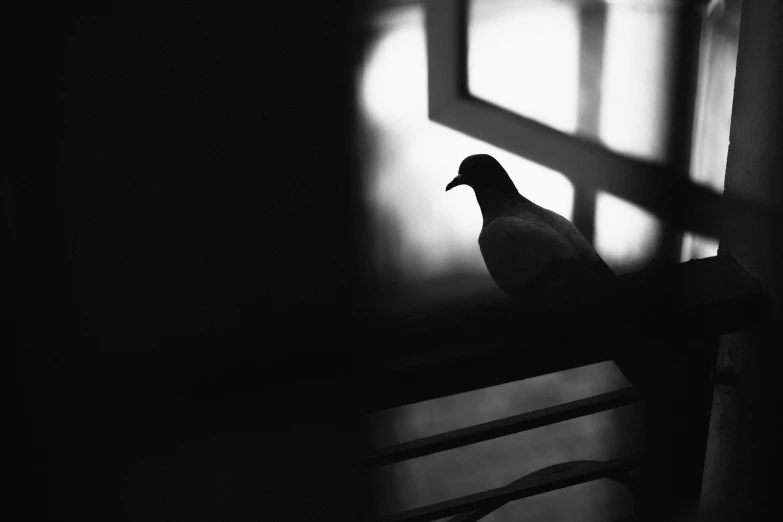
[701,0,783,519]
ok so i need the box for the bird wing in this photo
[536,207,616,280]
[478,215,579,296]
[528,209,658,390]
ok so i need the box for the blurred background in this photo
[354,1,742,520]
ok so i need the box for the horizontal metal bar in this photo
[358,387,642,468]
[372,453,645,522]
[447,459,640,522]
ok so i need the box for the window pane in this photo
[469,0,695,162]
[599,1,682,162]
[468,0,581,135]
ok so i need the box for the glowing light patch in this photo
[468,0,580,134]
[681,232,720,262]
[599,3,678,162]
[690,7,737,195]
[595,190,661,271]
[359,21,426,128]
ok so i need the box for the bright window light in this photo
[599,2,679,162]
[681,232,720,262]
[468,0,580,135]
[595,190,662,271]
[682,4,739,262]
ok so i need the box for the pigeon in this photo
[446,154,651,390]
[446,154,616,307]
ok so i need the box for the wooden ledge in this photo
[360,255,767,411]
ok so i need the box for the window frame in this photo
[424,0,725,242]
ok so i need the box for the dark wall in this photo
[48,16,358,348]
[700,0,783,519]
[13,13,366,521]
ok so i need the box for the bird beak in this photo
[446,174,464,192]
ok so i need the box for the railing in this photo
[357,387,642,469]
[373,456,644,522]
[356,255,767,521]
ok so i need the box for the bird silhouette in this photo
[447,154,616,304]
[446,154,651,390]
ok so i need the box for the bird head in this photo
[446,154,517,194]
